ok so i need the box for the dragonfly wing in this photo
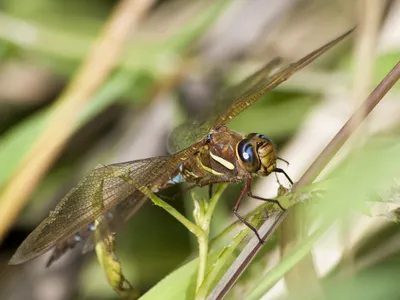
[212,29,353,128]
[10,146,202,265]
[168,29,353,153]
[168,121,212,154]
[168,58,283,154]
[45,191,148,267]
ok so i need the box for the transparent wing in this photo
[10,143,202,265]
[45,190,150,267]
[168,29,353,153]
[168,58,282,153]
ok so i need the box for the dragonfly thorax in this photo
[236,133,276,176]
[202,126,276,178]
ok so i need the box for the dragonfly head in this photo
[236,133,276,176]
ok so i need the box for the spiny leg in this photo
[276,157,290,167]
[233,178,264,244]
[158,194,175,202]
[273,167,293,185]
[162,184,212,202]
[247,191,286,211]
[246,177,286,211]
[171,177,268,242]
[182,177,237,199]
[175,177,266,243]
[157,184,199,203]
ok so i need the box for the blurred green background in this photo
[0,0,400,299]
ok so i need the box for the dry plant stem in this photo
[281,3,386,289]
[297,63,400,188]
[0,0,155,241]
[353,0,386,115]
[279,0,384,297]
[340,0,386,275]
[282,2,386,295]
[207,61,400,300]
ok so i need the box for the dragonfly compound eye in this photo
[237,138,260,173]
[246,133,270,142]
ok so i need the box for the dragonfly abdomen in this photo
[46,223,95,267]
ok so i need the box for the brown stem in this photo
[207,59,400,300]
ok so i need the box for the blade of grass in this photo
[0,0,156,242]
[248,222,331,300]
[335,0,386,280]
[0,0,230,189]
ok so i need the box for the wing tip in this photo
[8,236,47,266]
[8,250,30,265]
[9,246,51,266]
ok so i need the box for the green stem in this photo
[195,184,228,292]
[196,228,250,300]
[147,193,203,237]
[196,234,209,292]
[196,210,265,299]
[146,184,228,294]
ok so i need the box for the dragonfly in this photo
[9,29,352,266]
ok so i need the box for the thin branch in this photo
[339,0,386,276]
[0,0,155,241]
[207,59,400,299]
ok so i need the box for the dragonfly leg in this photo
[246,177,286,211]
[183,177,237,201]
[160,186,197,202]
[208,184,213,200]
[273,167,293,185]
[180,184,199,195]
[158,194,175,202]
[172,181,217,201]
[161,177,221,201]
[247,191,286,211]
[276,157,290,167]
[233,178,264,244]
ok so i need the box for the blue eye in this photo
[238,140,254,163]
[257,134,269,141]
[246,133,270,142]
[237,139,260,172]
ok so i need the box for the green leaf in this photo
[141,256,198,300]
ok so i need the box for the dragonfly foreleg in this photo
[273,167,293,185]
[276,157,290,167]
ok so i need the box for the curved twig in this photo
[207,59,400,300]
